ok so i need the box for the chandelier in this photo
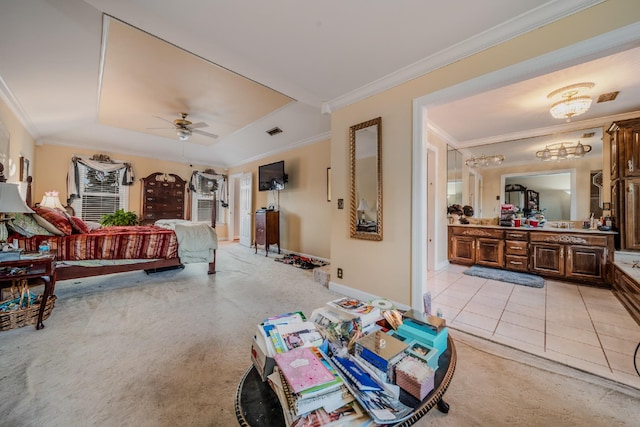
[547,82,594,122]
[536,142,591,161]
[465,153,505,168]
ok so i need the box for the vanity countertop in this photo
[447,223,617,235]
[614,251,640,279]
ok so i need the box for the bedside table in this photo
[0,254,56,330]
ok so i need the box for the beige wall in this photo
[33,144,229,238]
[330,0,640,305]
[0,96,35,188]
[228,139,331,259]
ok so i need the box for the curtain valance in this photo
[189,169,228,206]
[67,155,134,202]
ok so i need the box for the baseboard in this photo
[435,260,450,271]
[327,281,410,311]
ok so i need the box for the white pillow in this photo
[33,213,65,236]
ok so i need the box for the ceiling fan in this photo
[150,112,218,141]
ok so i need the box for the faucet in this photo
[633,260,639,269]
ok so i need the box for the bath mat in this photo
[464,265,544,288]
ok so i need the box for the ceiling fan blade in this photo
[152,115,175,125]
[192,129,218,139]
[189,122,208,129]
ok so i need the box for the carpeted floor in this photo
[1,242,639,426]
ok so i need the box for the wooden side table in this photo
[0,254,56,330]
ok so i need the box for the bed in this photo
[6,171,217,281]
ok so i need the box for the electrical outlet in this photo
[337,268,343,279]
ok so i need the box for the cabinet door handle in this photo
[509,246,523,250]
[509,261,523,265]
[629,159,634,173]
[510,233,524,238]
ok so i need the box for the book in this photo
[273,321,324,352]
[278,368,350,416]
[326,297,381,326]
[331,356,382,392]
[257,311,307,357]
[289,401,366,427]
[332,355,413,425]
[275,346,338,394]
[267,367,296,426]
[355,330,409,376]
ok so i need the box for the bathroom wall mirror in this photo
[350,117,382,241]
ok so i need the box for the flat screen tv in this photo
[258,160,287,191]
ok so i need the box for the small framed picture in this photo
[327,167,332,202]
[19,156,30,182]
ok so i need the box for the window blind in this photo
[71,163,128,222]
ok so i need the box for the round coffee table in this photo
[235,335,456,426]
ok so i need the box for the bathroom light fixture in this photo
[536,142,591,161]
[547,82,594,122]
[465,153,505,168]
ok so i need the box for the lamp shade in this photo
[357,198,370,212]
[0,183,34,213]
[40,191,66,210]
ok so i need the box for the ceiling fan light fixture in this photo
[177,128,191,141]
[547,82,595,122]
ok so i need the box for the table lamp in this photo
[0,182,35,248]
[357,198,370,224]
[40,190,66,211]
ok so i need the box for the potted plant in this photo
[99,209,140,226]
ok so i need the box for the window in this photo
[71,163,128,222]
[191,176,225,224]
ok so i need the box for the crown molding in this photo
[0,75,38,139]
[327,0,604,112]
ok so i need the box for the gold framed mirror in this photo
[350,117,382,241]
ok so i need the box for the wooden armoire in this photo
[140,172,187,225]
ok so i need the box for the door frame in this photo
[411,23,640,311]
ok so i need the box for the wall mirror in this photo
[448,127,604,221]
[350,117,382,241]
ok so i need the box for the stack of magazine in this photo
[268,346,367,426]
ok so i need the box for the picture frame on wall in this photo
[19,156,29,182]
[327,167,332,202]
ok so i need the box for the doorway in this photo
[411,24,640,311]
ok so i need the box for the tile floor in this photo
[430,264,640,390]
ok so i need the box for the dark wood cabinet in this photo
[254,210,280,256]
[448,225,615,287]
[530,243,565,278]
[612,265,640,326]
[448,227,504,267]
[140,172,186,225]
[608,118,640,251]
[449,235,475,264]
[565,245,605,282]
[476,238,504,268]
[625,178,640,250]
[505,236,528,272]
